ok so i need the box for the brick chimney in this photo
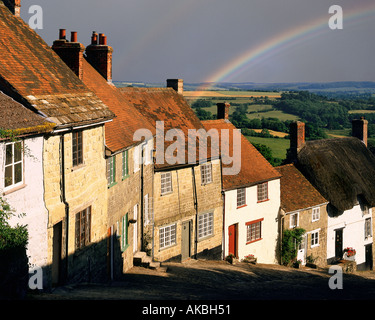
[167,79,183,94]
[217,102,230,120]
[85,32,113,82]
[289,121,305,161]
[352,117,368,146]
[52,29,85,80]
[3,0,21,17]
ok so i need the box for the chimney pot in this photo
[167,79,183,94]
[352,117,368,146]
[91,31,98,45]
[217,103,230,120]
[71,31,78,43]
[3,0,21,17]
[59,29,66,40]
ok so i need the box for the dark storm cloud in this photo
[20,0,375,83]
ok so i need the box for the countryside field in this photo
[184,90,291,160]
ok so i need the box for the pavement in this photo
[27,259,375,300]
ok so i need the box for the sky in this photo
[20,0,375,84]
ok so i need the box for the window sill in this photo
[257,199,269,203]
[71,163,85,172]
[198,233,214,242]
[237,204,247,209]
[201,181,213,186]
[246,238,262,245]
[161,191,173,196]
[122,174,130,181]
[3,183,27,196]
[107,182,118,189]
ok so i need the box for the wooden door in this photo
[181,220,191,261]
[52,222,62,286]
[365,244,373,270]
[335,228,343,259]
[133,204,138,253]
[228,224,238,258]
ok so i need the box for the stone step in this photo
[133,251,147,266]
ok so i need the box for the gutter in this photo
[191,166,198,259]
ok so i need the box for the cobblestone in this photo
[28,260,375,300]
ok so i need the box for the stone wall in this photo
[44,125,109,285]
[153,159,223,262]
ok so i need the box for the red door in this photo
[228,224,238,257]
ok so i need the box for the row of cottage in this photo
[1,0,375,290]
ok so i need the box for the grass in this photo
[348,110,375,114]
[246,136,289,159]
[246,110,299,121]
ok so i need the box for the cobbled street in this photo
[28,259,375,300]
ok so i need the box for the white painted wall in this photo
[327,204,372,266]
[0,137,48,271]
[223,178,280,264]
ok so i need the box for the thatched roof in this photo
[296,137,375,212]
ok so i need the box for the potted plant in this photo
[242,254,257,264]
[293,259,303,269]
[343,247,356,261]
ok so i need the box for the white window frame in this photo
[237,188,246,207]
[257,182,268,202]
[198,212,214,240]
[200,163,212,185]
[107,155,116,187]
[365,217,372,239]
[312,207,320,222]
[161,172,172,195]
[159,223,177,249]
[310,229,320,248]
[290,212,299,228]
[4,141,24,191]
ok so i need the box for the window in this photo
[201,163,212,185]
[161,172,172,195]
[159,223,176,249]
[365,218,372,239]
[107,156,116,187]
[290,212,299,228]
[4,141,23,189]
[312,207,320,222]
[75,206,91,249]
[198,212,214,239]
[122,150,128,179]
[144,194,153,226]
[72,131,83,166]
[246,219,263,243]
[257,182,268,202]
[121,213,129,251]
[311,230,319,248]
[237,188,246,207]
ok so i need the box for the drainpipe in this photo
[191,166,198,259]
[60,134,69,283]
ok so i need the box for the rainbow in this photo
[199,3,375,91]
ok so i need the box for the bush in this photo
[281,228,305,266]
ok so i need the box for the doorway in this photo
[228,224,238,258]
[181,220,191,261]
[365,244,373,270]
[52,222,63,286]
[335,228,343,259]
[133,204,138,253]
[297,234,307,265]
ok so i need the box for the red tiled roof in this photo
[120,87,214,168]
[0,3,114,127]
[81,60,155,152]
[276,163,327,213]
[202,119,281,190]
